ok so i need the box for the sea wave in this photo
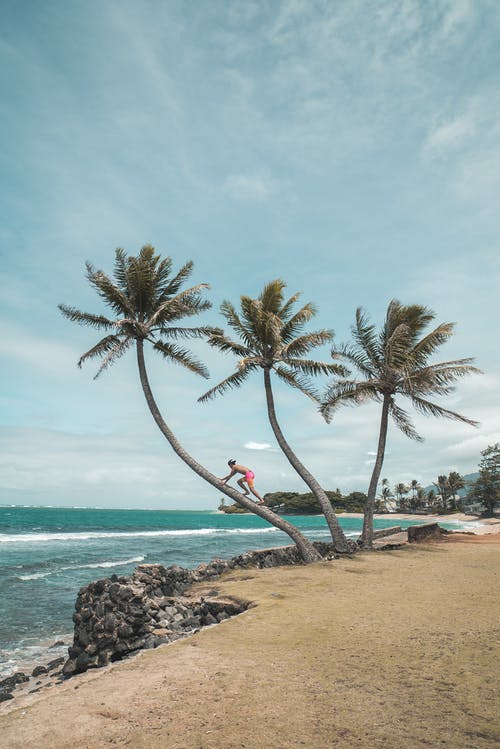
[17,556,146,581]
[0,527,280,544]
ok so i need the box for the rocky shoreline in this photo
[3,524,459,704]
[1,539,350,704]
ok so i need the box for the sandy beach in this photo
[1,523,499,749]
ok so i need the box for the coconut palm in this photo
[447,471,465,511]
[198,279,351,552]
[381,478,393,510]
[59,247,322,563]
[395,482,409,511]
[321,300,480,548]
[433,475,450,512]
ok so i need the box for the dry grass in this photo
[1,540,499,749]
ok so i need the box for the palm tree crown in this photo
[198,279,351,552]
[321,299,480,437]
[321,299,480,548]
[199,279,347,402]
[59,245,216,379]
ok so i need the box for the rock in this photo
[46,657,65,671]
[31,665,48,677]
[407,523,442,542]
[49,640,66,649]
[63,539,348,678]
[0,693,15,702]
[0,672,30,694]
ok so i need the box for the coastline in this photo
[343,511,500,534]
[1,534,499,748]
[1,513,498,683]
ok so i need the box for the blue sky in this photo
[1,0,499,509]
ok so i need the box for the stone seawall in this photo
[63,540,347,677]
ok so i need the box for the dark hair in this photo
[228,459,236,466]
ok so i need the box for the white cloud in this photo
[422,111,475,160]
[244,441,274,451]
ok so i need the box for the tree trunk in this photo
[361,394,390,548]
[136,340,322,563]
[263,368,349,553]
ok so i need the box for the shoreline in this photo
[1,535,499,748]
[1,514,498,683]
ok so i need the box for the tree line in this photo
[59,246,482,562]
[220,442,500,517]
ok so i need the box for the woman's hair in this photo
[228,459,236,466]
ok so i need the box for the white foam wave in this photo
[1,527,280,544]
[17,556,146,581]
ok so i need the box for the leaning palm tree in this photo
[59,247,322,564]
[321,300,480,548]
[198,279,351,553]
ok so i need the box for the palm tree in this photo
[395,482,409,511]
[381,478,393,511]
[433,475,450,512]
[447,471,465,511]
[321,300,480,548]
[198,279,351,553]
[59,247,322,564]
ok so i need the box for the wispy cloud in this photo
[422,111,476,160]
[244,441,275,451]
[223,173,279,201]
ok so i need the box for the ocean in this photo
[0,505,475,678]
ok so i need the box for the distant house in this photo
[461,499,485,515]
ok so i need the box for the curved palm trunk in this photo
[361,394,390,549]
[136,340,322,564]
[263,368,349,553]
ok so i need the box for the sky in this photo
[1,0,499,509]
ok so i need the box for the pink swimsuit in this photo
[245,470,255,481]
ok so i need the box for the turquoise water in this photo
[0,505,472,677]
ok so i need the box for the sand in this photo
[1,532,499,749]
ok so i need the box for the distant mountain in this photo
[424,472,479,496]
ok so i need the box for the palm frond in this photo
[331,342,375,378]
[113,248,130,293]
[153,340,209,378]
[58,305,115,331]
[410,395,479,426]
[206,331,252,358]
[158,326,222,340]
[281,302,316,342]
[198,364,257,402]
[149,284,210,327]
[85,262,134,317]
[273,365,320,402]
[258,279,286,314]
[401,359,481,396]
[410,322,455,367]
[281,330,333,358]
[285,358,349,378]
[77,335,125,369]
[384,322,413,370]
[320,380,380,422]
[128,246,161,317]
[240,295,261,330]
[352,308,381,369]
[279,290,302,321]
[92,338,132,380]
[220,300,255,349]
[388,399,423,441]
